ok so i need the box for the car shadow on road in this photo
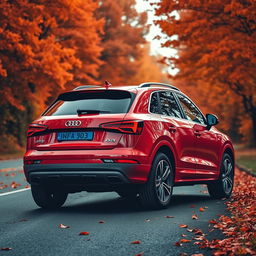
[27,192,218,216]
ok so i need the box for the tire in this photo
[207,153,234,199]
[31,185,68,209]
[139,152,174,209]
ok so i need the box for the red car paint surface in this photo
[24,83,235,209]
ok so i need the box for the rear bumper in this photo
[24,163,150,185]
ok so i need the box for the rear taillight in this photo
[27,124,48,137]
[100,120,143,134]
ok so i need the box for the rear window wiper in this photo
[77,109,110,115]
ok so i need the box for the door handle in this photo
[169,125,177,133]
[194,130,201,137]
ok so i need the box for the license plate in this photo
[57,131,93,141]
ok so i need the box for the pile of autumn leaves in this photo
[202,169,256,255]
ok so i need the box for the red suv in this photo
[24,82,235,209]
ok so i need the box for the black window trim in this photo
[174,91,207,126]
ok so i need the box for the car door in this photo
[175,92,221,178]
[157,90,198,181]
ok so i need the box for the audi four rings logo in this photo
[65,120,82,127]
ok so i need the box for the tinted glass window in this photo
[150,92,160,114]
[159,91,182,118]
[176,93,205,124]
[44,90,134,116]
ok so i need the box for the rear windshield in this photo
[43,90,135,116]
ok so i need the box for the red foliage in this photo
[79,232,90,236]
[130,240,141,244]
[200,169,256,255]
[1,248,12,251]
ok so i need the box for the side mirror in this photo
[206,114,219,129]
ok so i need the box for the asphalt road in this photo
[0,159,229,256]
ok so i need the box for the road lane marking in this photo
[0,188,30,197]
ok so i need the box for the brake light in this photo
[102,159,138,164]
[27,124,48,137]
[100,120,143,134]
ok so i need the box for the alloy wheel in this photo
[221,158,233,194]
[155,159,172,203]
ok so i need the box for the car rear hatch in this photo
[27,89,136,150]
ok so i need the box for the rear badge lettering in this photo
[105,139,116,143]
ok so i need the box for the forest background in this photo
[0,0,255,155]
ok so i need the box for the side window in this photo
[158,91,182,118]
[150,92,160,114]
[176,94,206,125]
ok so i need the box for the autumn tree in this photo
[41,0,104,90]
[127,44,168,84]
[96,0,148,85]
[0,0,103,152]
[154,0,256,145]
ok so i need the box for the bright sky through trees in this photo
[135,0,178,75]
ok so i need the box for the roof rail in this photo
[139,82,180,91]
[73,85,102,91]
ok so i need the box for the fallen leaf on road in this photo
[200,169,256,255]
[194,236,206,241]
[180,239,191,243]
[209,219,218,224]
[179,224,188,228]
[59,224,70,229]
[1,248,12,251]
[192,214,198,220]
[130,240,141,244]
[192,228,204,235]
[79,232,90,235]
[11,181,21,189]
[212,251,226,256]
[134,252,144,256]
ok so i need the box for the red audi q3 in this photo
[24,82,235,209]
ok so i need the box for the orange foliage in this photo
[0,0,103,150]
[127,44,168,84]
[97,0,148,85]
[0,0,168,152]
[154,0,256,145]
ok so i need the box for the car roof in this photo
[71,82,180,93]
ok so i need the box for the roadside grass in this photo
[235,146,256,175]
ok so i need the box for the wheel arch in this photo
[222,142,235,163]
[218,142,235,176]
[223,147,234,163]
[149,139,177,179]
